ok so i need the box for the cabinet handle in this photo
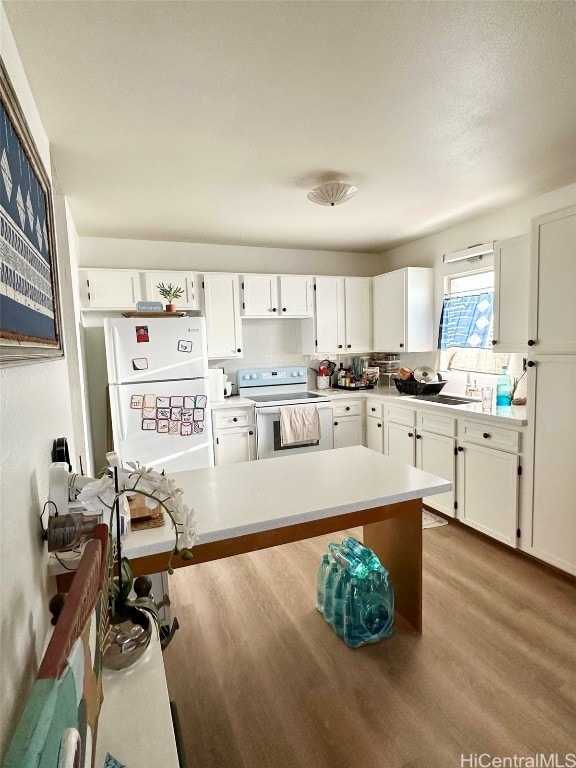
[237,348,242,353]
[527,360,535,368]
[334,421,339,426]
[282,308,287,313]
[482,432,490,439]
[377,423,382,428]
[399,343,404,348]
[345,406,350,411]
[272,307,277,312]
[408,432,414,438]
[249,430,253,435]
[338,344,343,349]
[416,433,421,439]
[347,344,351,348]
[491,339,498,345]
[527,339,535,346]
[457,446,464,452]
[371,407,376,412]
[233,417,238,422]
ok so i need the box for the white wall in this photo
[377,182,576,383]
[79,236,381,277]
[0,6,79,758]
[379,182,576,272]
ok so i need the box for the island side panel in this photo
[362,497,423,634]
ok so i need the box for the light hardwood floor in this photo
[164,521,576,768]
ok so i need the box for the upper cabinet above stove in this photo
[302,276,372,355]
[241,274,314,318]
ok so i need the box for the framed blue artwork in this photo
[0,57,63,365]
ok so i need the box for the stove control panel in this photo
[237,366,308,389]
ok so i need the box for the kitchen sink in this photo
[412,394,478,405]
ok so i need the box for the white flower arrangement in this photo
[78,453,197,572]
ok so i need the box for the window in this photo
[437,268,510,374]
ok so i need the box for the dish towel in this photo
[279,404,321,447]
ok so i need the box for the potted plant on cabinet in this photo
[156,282,184,312]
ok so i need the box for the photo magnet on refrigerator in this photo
[177,339,193,353]
[181,422,193,436]
[130,395,144,409]
[136,326,149,343]
[132,357,148,370]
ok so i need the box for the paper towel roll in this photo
[208,368,225,402]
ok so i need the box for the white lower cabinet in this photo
[416,413,456,518]
[365,400,385,453]
[212,407,255,465]
[524,355,576,575]
[332,399,364,449]
[383,404,456,517]
[456,440,519,546]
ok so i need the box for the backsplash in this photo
[209,319,527,399]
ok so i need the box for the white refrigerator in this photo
[104,316,214,473]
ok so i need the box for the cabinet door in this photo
[373,268,433,353]
[314,276,346,353]
[242,275,278,317]
[417,431,455,517]
[456,442,518,546]
[333,416,363,448]
[492,235,529,352]
[373,271,405,352]
[524,355,576,574]
[384,422,415,466]
[213,427,255,465]
[144,272,199,309]
[366,416,384,453]
[203,274,243,358]
[82,269,142,308]
[279,276,313,317]
[345,277,372,352]
[529,205,576,353]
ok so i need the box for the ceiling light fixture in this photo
[307,180,357,207]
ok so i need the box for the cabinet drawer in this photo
[333,400,363,417]
[366,399,384,419]
[384,403,416,427]
[460,420,520,453]
[212,408,254,429]
[417,411,456,437]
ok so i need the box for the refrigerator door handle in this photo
[117,395,126,441]
[110,326,121,384]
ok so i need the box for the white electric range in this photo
[237,366,333,459]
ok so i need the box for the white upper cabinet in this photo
[143,271,200,309]
[79,268,143,309]
[344,277,372,352]
[279,275,314,317]
[491,235,530,352]
[373,267,434,353]
[304,276,371,354]
[242,274,313,318]
[529,204,576,354]
[202,273,243,359]
[242,274,278,316]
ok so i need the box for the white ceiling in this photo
[4,1,576,254]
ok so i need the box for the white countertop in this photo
[309,388,528,426]
[171,444,451,544]
[52,446,451,569]
[95,633,180,768]
[210,396,255,409]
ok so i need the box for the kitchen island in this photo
[122,445,452,633]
